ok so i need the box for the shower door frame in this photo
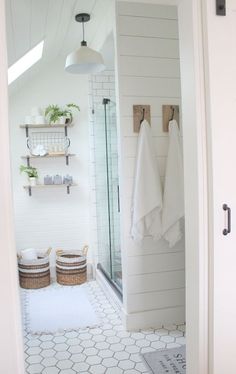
[1,0,210,373]
[97,98,122,299]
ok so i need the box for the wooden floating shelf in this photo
[21,154,76,166]
[20,123,74,137]
[23,184,78,196]
[21,154,76,159]
[20,123,73,129]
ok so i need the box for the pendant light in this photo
[65,13,105,74]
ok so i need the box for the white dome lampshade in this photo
[65,13,105,75]
[65,43,105,74]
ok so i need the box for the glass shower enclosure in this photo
[93,98,122,296]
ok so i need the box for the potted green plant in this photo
[45,103,80,125]
[20,165,38,186]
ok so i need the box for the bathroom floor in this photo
[23,281,185,374]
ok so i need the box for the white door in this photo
[204,0,236,372]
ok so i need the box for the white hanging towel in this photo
[131,119,163,242]
[162,119,184,247]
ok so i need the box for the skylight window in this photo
[8,40,44,85]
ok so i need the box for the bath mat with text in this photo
[141,346,186,373]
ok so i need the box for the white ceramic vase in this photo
[59,116,66,125]
[29,177,37,186]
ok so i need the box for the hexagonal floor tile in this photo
[151,341,166,350]
[65,331,78,339]
[95,341,110,350]
[60,370,76,374]
[72,362,89,372]
[57,359,73,370]
[67,338,81,346]
[55,351,71,360]
[102,357,118,368]
[83,347,98,356]
[26,355,42,365]
[54,343,68,352]
[41,349,56,358]
[42,367,60,374]
[98,349,114,359]
[41,357,57,367]
[53,336,67,344]
[86,355,102,365]
[89,364,106,373]
[160,335,175,343]
[40,341,55,350]
[119,359,135,370]
[27,363,44,374]
[80,339,95,348]
[125,345,140,354]
[106,368,123,374]
[68,345,83,354]
[114,351,130,360]
[110,343,125,352]
[70,353,86,363]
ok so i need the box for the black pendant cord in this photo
[82,19,85,43]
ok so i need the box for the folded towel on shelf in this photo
[162,119,184,247]
[131,119,163,242]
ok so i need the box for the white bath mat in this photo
[141,346,186,373]
[23,284,100,334]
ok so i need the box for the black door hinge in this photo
[216,0,226,16]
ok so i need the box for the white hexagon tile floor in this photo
[23,281,186,374]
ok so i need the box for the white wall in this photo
[9,58,91,265]
[115,1,185,329]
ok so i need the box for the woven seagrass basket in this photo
[56,245,88,286]
[18,248,51,289]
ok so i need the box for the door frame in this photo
[0,0,210,373]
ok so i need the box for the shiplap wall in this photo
[115,2,185,329]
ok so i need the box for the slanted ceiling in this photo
[6,0,112,94]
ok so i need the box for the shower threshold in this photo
[97,263,123,302]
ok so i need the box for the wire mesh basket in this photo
[27,132,70,155]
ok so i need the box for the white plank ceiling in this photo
[5,0,111,93]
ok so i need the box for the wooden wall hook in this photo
[133,105,151,133]
[162,105,180,132]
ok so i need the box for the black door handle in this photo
[223,204,231,235]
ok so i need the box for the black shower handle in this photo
[223,203,231,235]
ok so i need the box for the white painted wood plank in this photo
[127,270,185,294]
[118,2,177,20]
[11,0,31,60]
[120,56,180,78]
[127,288,185,313]
[30,0,49,47]
[119,16,179,39]
[119,35,180,59]
[125,306,185,330]
[120,76,180,98]
[127,252,185,275]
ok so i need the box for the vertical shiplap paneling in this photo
[116,1,185,329]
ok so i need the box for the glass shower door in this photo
[94,99,122,294]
